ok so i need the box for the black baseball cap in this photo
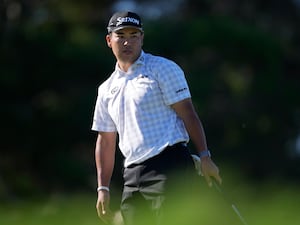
[107,11,143,33]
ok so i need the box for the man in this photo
[92,11,222,225]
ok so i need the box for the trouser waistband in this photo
[126,142,189,168]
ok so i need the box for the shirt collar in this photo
[135,50,145,66]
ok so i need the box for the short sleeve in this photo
[154,58,191,105]
[91,87,117,132]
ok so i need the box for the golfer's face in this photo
[107,28,144,65]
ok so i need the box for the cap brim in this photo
[108,26,143,33]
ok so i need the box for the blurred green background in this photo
[1,0,300,224]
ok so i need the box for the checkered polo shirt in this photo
[92,51,191,167]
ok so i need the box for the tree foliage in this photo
[0,0,299,197]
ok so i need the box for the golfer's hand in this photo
[200,157,222,187]
[96,190,113,224]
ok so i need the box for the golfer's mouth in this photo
[123,49,133,55]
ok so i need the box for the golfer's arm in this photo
[95,132,116,188]
[171,98,208,153]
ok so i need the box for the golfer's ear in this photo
[141,32,144,46]
[106,34,112,48]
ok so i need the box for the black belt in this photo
[127,142,188,168]
[169,142,187,148]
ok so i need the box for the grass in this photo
[0,193,100,225]
[1,180,300,225]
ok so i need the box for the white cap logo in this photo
[116,17,140,26]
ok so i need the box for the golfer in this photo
[92,11,222,225]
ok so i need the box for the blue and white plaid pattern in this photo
[92,51,191,167]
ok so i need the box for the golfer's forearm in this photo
[172,99,208,152]
[184,114,208,152]
[95,133,116,187]
[95,150,115,187]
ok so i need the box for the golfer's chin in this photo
[119,54,139,65]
